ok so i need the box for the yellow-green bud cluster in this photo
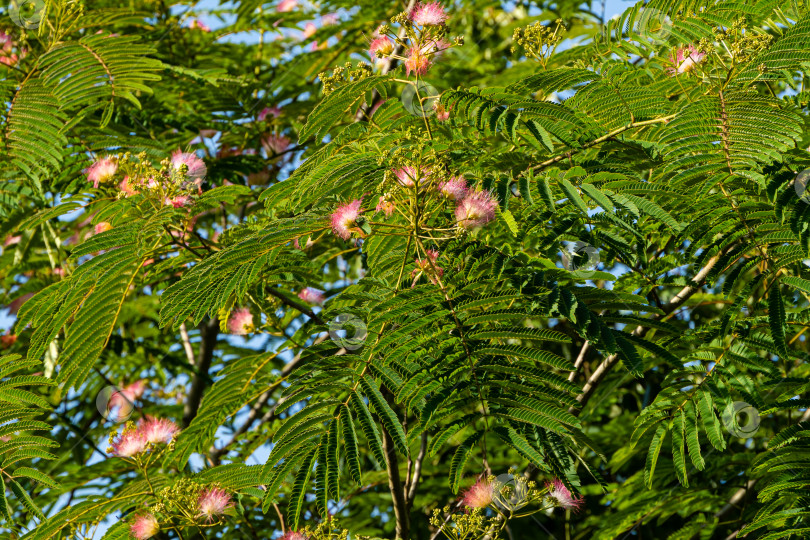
[319,62,373,95]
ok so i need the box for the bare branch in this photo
[179,322,195,367]
[182,317,220,427]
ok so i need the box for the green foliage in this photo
[2,0,810,538]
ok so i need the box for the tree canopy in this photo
[1,0,810,538]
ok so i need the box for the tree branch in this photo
[570,250,726,415]
[383,426,410,540]
[179,322,196,367]
[266,287,325,325]
[207,334,330,462]
[182,317,219,427]
[406,432,427,506]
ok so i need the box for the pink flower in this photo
[423,38,452,55]
[258,106,282,121]
[455,190,497,230]
[321,14,338,26]
[434,102,450,121]
[138,416,179,444]
[416,249,441,269]
[121,380,146,402]
[197,487,233,522]
[110,428,148,457]
[107,392,135,422]
[3,235,21,247]
[171,150,207,180]
[297,288,325,305]
[129,513,159,540]
[438,175,467,200]
[119,176,140,197]
[376,196,395,217]
[461,478,494,509]
[410,2,448,26]
[227,308,254,335]
[85,157,118,188]
[0,31,19,66]
[277,0,296,12]
[303,22,317,39]
[545,478,584,511]
[331,199,363,240]
[412,249,443,285]
[94,222,113,234]
[667,45,705,75]
[53,267,65,277]
[404,46,432,76]
[394,166,419,187]
[281,532,308,540]
[369,36,394,58]
[0,31,12,53]
[165,195,191,208]
[189,19,211,32]
[262,134,291,156]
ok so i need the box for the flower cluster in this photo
[511,20,566,66]
[85,151,207,211]
[105,380,146,421]
[666,44,706,75]
[433,101,451,121]
[331,199,365,240]
[0,31,24,67]
[368,3,460,77]
[460,477,494,509]
[108,416,179,458]
[319,61,373,95]
[258,106,282,122]
[261,133,291,156]
[280,532,309,540]
[130,513,160,540]
[331,167,497,249]
[713,18,773,64]
[86,157,118,188]
[298,288,326,305]
[227,308,255,335]
[412,249,443,286]
[544,478,584,511]
[437,175,468,200]
[427,473,584,539]
[458,473,582,512]
[129,482,234,539]
[198,486,234,522]
[454,188,498,230]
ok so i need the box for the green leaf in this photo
[644,425,667,488]
[341,407,363,485]
[768,284,788,357]
[672,409,688,487]
[559,178,589,213]
[449,431,483,493]
[359,377,409,457]
[288,448,317,529]
[350,390,386,467]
